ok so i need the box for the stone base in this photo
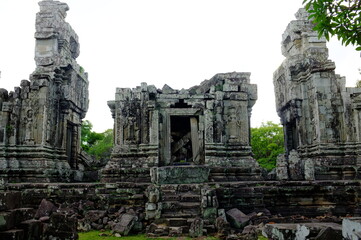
[150,166,210,184]
[100,167,151,183]
[209,167,262,181]
[0,145,74,183]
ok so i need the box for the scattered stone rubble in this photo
[0,1,361,240]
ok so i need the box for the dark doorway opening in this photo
[170,116,193,164]
[285,121,298,155]
[66,123,77,169]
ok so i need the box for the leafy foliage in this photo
[251,122,285,170]
[87,129,113,160]
[81,120,103,151]
[81,120,113,160]
[303,0,361,50]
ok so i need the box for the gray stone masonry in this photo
[0,0,89,182]
[274,8,361,180]
[102,72,261,182]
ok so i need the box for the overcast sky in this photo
[0,0,360,132]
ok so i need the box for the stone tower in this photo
[0,0,89,182]
[102,72,261,183]
[274,9,361,180]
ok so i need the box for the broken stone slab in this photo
[112,213,137,236]
[35,199,57,219]
[226,208,250,229]
[315,227,342,240]
[262,222,342,240]
[342,217,361,240]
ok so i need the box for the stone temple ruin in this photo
[0,2,360,240]
[0,0,89,182]
[102,72,261,183]
[274,9,361,181]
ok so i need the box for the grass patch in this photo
[78,231,219,240]
[79,231,266,240]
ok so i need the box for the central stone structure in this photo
[102,72,261,183]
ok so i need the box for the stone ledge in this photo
[151,166,210,184]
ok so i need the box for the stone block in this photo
[11,208,35,226]
[263,223,342,240]
[226,208,250,229]
[84,210,106,223]
[19,219,42,240]
[151,166,209,184]
[0,191,22,211]
[35,199,57,219]
[315,227,342,240]
[112,213,137,236]
[342,217,361,240]
[0,229,24,240]
[189,217,203,238]
[0,211,15,231]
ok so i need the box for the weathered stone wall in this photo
[273,8,361,180]
[4,180,361,220]
[0,0,89,182]
[103,72,260,182]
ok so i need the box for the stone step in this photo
[11,208,35,224]
[160,184,202,193]
[162,201,201,210]
[19,219,42,240]
[0,192,22,211]
[179,202,201,208]
[204,224,216,234]
[180,193,201,202]
[0,211,15,231]
[161,193,181,201]
[0,208,35,232]
[0,229,24,240]
[162,211,200,218]
[161,191,201,201]
[167,217,193,227]
[168,226,183,236]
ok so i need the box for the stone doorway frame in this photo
[159,108,204,166]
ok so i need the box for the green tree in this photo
[303,0,361,50]
[88,129,113,160]
[81,120,104,152]
[251,121,285,170]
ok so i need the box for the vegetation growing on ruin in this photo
[81,120,113,160]
[251,122,284,170]
[303,0,361,50]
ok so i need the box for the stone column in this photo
[204,101,214,144]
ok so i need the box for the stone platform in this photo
[150,166,210,184]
